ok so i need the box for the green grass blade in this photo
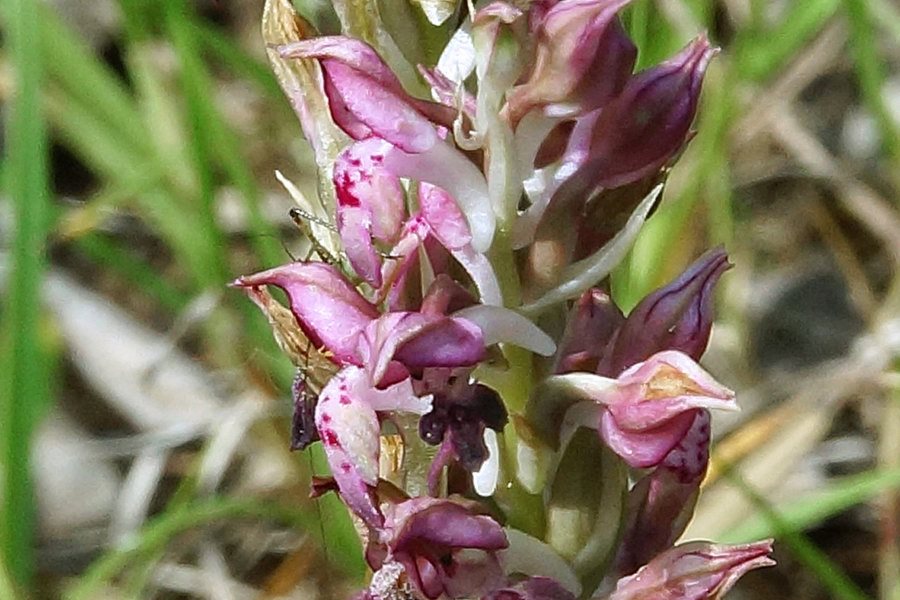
[723,467,900,544]
[735,0,840,82]
[307,444,367,579]
[0,558,22,600]
[176,18,285,270]
[869,0,900,44]
[165,3,230,288]
[0,0,55,585]
[726,471,872,600]
[192,22,283,98]
[73,234,191,314]
[65,497,322,600]
[37,4,151,156]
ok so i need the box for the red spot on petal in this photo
[322,429,340,447]
[340,395,352,405]
[320,413,332,423]
[340,462,352,473]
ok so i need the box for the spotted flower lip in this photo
[279,36,496,252]
[608,540,775,600]
[333,137,407,288]
[315,366,431,527]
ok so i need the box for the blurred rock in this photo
[44,271,224,429]
[751,267,865,372]
[34,412,120,538]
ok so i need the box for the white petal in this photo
[472,428,499,496]
[454,305,556,356]
[438,27,476,83]
[520,184,663,317]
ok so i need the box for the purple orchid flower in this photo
[279,37,495,252]
[235,261,552,524]
[607,540,775,600]
[365,497,509,600]
[249,3,772,597]
[549,250,732,574]
[597,350,735,469]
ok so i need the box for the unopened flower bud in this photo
[580,34,717,189]
[553,288,623,374]
[506,0,636,125]
[610,247,731,372]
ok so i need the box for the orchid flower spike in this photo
[243,2,770,598]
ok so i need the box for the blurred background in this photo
[1,0,900,598]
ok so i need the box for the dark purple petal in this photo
[581,34,716,189]
[611,247,730,372]
[660,408,712,484]
[357,312,486,385]
[393,502,508,552]
[613,410,711,575]
[484,576,577,600]
[393,317,486,370]
[419,373,507,473]
[232,262,378,365]
[380,498,508,599]
[554,288,624,374]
